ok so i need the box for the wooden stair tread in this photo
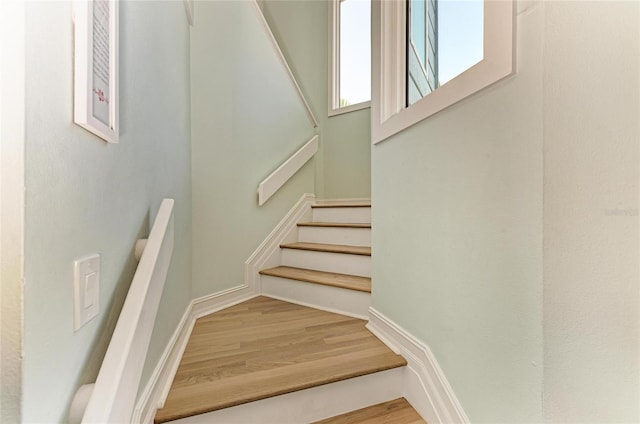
[298,222,371,228]
[260,266,371,292]
[280,242,371,256]
[313,398,426,424]
[312,202,371,208]
[154,297,406,423]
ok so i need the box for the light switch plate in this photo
[74,254,100,331]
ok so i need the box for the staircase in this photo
[260,201,372,318]
[153,201,427,423]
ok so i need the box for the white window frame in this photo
[371,0,515,144]
[328,0,371,116]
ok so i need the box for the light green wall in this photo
[372,1,640,423]
[542,2,639,422]
[0,1,25,421]
[190,0,316,298]
[260,0,371,199]
[22,1,192,422]
[372,4,544,422]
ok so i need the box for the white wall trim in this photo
[191,284,255,319]
[328,101,371,117]
[133,303,194,424]
[367,307,470,424]
[134,285,256,424]
[245,193,315,292]
[249,0,318,128]
[257,136,318,206]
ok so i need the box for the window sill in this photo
[328,101,371,117]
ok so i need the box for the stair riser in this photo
[281,249,371,278]
[312,207,371,224]
[260,275,371,319]
[298,227,371,247]
[164,368,403,424]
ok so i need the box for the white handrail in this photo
[258,135,318,206]
[249,0,318,128]
[69,199,175,424]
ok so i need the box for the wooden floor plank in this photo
[312,202,371,208]
[154,297,405,423]
[313,398,427,424]
[259,266,371,292]
[280,242,371,256]
[298,222,371,228]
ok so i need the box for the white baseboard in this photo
[366,308,470,424]
[191,284,255,320]
[133,303,193,424]
[167,368,403,424]
[245,192,315,293]
[133,285,256,424]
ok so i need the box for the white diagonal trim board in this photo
[257,137,318,206]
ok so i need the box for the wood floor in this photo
[280,242,371,256]
[314,398,426,424]
[154,296,406,423]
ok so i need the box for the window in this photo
[372,0,514,143]
[329,0,371,116]
[407,0,438,104]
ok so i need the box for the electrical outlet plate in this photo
[74,254,100,331]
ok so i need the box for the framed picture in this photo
[73,0,119,143]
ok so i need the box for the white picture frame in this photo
[73,0,119,144]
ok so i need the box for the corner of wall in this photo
[0,0,25,420]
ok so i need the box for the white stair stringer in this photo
[260,275,370,319]
[165,368,403,424]
[298,226,371,247]
[312,206,371,224]
[280,248,371,277]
